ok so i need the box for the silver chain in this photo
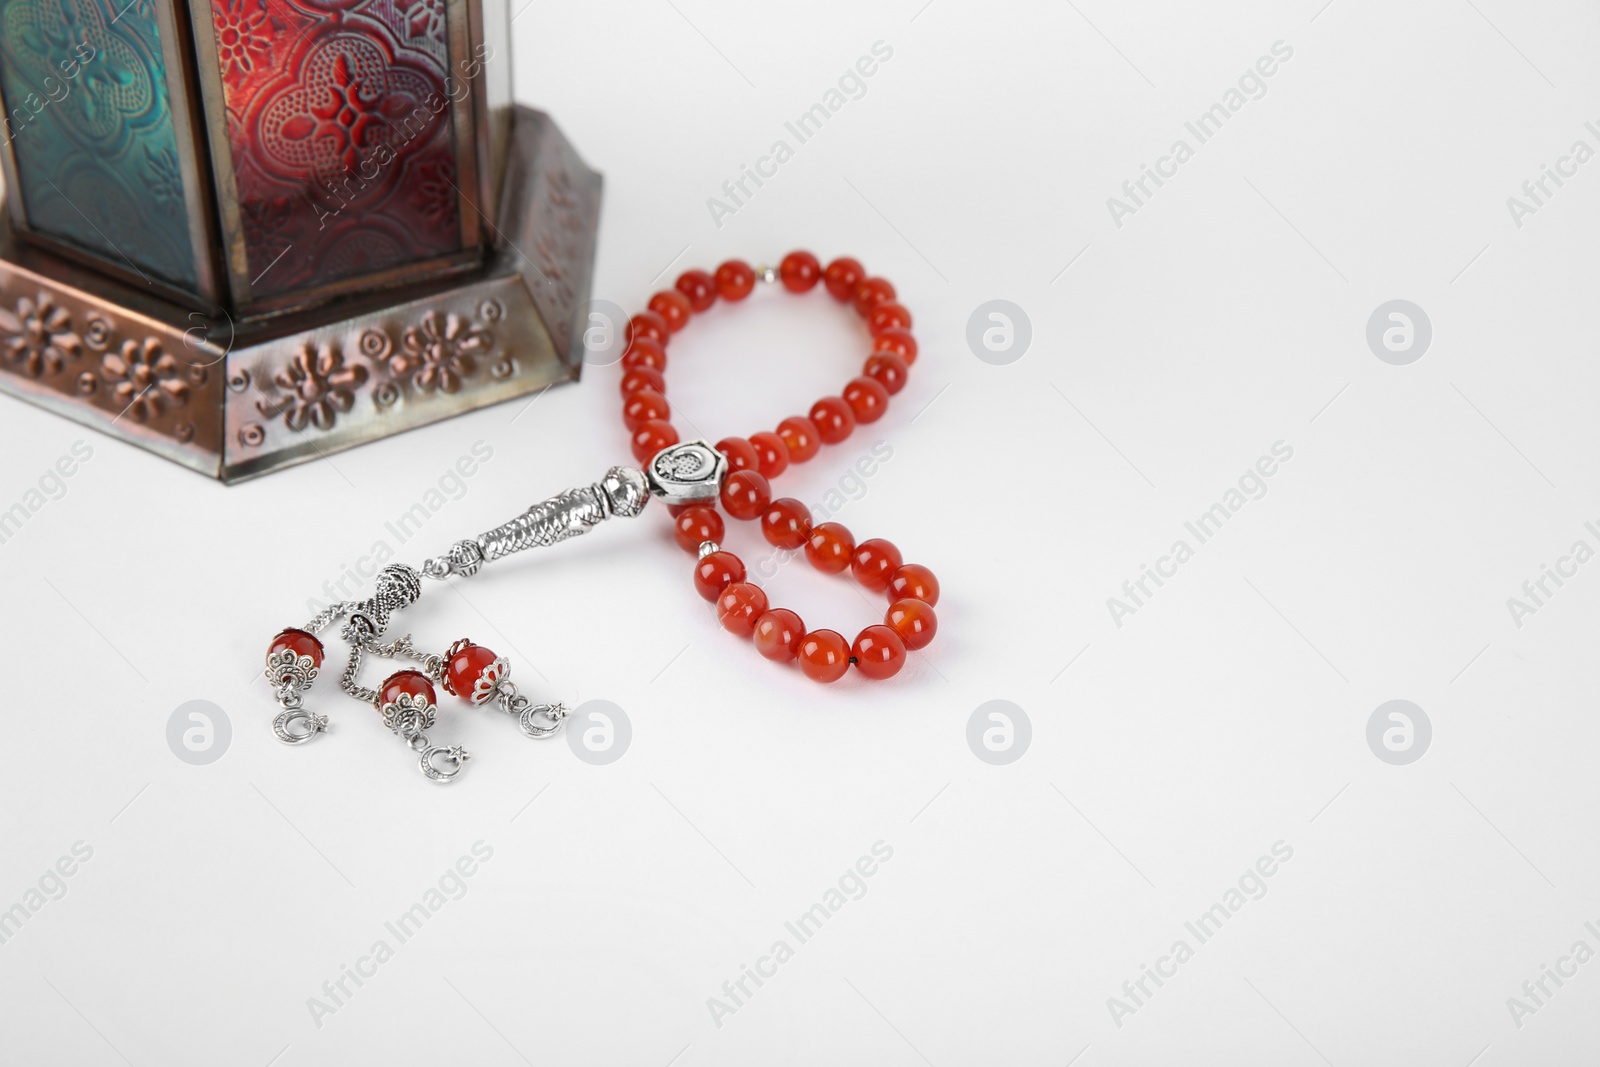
[303,601,352,634]
[340,643,379,705]
[364,635,444,680]
[337,635,446,709]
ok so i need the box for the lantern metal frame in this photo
[0,103,601,482]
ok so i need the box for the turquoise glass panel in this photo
[0,0,197,288]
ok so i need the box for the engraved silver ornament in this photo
[645,439,726,505]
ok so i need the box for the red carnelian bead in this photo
[887,563,940,606]
[852,625,907,680]
[749,431,790,478]
[809,396,856,444]
[631,419,678,463]
[799,629,851,683]
[753,609,805,662]
[444,642,499,699]
[761,497,811,549]
[823,256,865,301]
[673,505,724,553]
[779,250,822,293]
[622,387,670,432]
[380,669,436,707]
[720,469,771,521]
[627,310,670,346]
[776,415,820,463]
[872,327,918,365]
[675,268,717,312]
[694,550,745,601]
[716,436,760,473]
[620,335,666,372]
[842,376,889,423]
[268,628,323,668]
[851,538,903,592]
[853,276,896,315]
[715,259,756,301]
[863,351,908,395]
[717,582,769,636]
[867,302,913,335]
[886,598,937,650]
[805,522,855,574]
[649,290,693,332]
[619,364,666,399]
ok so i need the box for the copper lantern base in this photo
[0,106,599,483]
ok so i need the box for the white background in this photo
[2,0,1598,1063]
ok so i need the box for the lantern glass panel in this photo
[0,0,201,289]
[199,0,470,301]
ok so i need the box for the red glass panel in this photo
[206,0,463,297]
